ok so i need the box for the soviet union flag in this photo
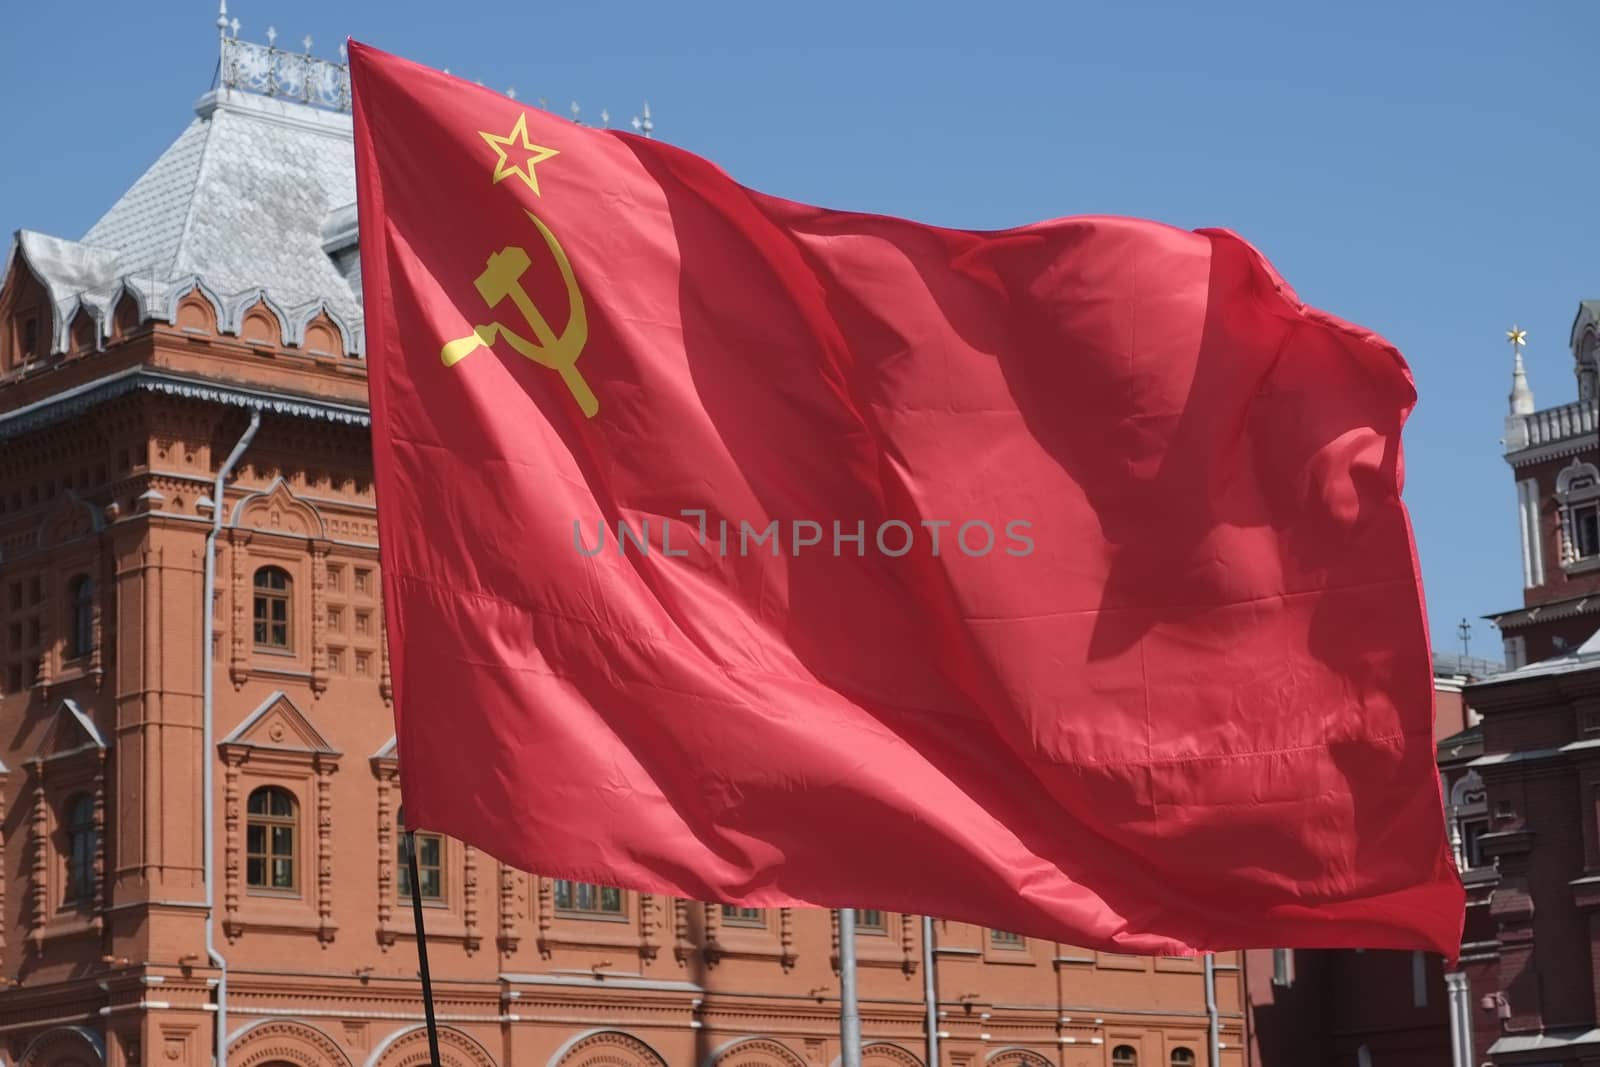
[349,40,1464,956]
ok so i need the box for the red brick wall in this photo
[1435,686,1468,741]
[1518,449,1600,610]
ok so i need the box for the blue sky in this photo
[1,1,1591,660]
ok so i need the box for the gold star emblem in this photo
[1506,324,1527,350]
[479,113,559,195]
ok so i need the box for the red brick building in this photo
[1486,321,1600,666]
[0,21,1246,1067]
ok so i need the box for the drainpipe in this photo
[202,409,260,1067]
[1203,954,1220,1067]
[922,917,938,1067]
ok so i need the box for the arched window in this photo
[397,806,444,902]
[1112,1045,1138,1067]
[246,786,297,892]
[68,575,93,659]
[1170,1049,1195,1067]
[252,567,292,650]
[64,793,96,904]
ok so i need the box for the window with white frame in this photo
[1449,771,1489,871]
[1557,463,1600,566]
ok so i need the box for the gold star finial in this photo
[1507,324,1528,354]
[479,113,559,196]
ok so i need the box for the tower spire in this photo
[1508,324,1535,415]
[217,0,229,69]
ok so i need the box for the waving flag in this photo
[349,40,1463,956]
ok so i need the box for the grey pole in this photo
[839,909,863,1067]
[922,917,939,1067]
[1204,954,1220,1067]
[1445,971,1472,1067]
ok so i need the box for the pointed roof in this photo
[84,91,359,310]
[2,29,655,365]
[220,690,338,755]
[31,698,109,762]
[5,231,123,307]
[3,89,363,357]
[80,118,212,284]
[1510,349,1535,415]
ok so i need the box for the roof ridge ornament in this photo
[218,10,352,113]
[632,101,654,139]
[214,20,653,129]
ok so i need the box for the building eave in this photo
[0,367,370,441]
[1484,594,1600,630]
[1468,735,1600,769]
[1505,436,1599,470]
[1491,1026,1600,1055]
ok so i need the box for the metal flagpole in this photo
[406,831,444,1067]
[838,909,863,1067]
[1203,954,1220,1067]
[922,916,939,1067]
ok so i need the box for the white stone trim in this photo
[1518,478,1544,587]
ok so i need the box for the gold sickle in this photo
[441,210,597,418]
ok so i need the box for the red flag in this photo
[350,40,1463,956]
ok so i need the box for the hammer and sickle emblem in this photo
[440,209,597,418]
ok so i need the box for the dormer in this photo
[321,202,361,297]
[0,242,52,374]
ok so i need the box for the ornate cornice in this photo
[0,368,369,442]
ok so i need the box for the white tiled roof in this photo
[82,118,211,276]
[6,87,364,356]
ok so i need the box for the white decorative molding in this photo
[220,35,352,113]
[285,299,362,356]
[234,289,297,344]
[1557,460,1600,497]
[1517,479,1543,588]
[165,276,227,328]
[1506,398,1598,467]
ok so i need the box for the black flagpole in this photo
[406,830,444,1066]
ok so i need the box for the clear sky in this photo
[1,1,1591,660]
